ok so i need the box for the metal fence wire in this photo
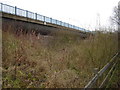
[0,3,89,32]
[84,53,119,89]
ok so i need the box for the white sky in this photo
[0,0,119,30]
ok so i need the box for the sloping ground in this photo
[2,28,118,88]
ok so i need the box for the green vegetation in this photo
[2,28,118,88]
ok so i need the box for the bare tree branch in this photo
[111,5,120,25]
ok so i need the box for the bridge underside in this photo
[1,12,88,38]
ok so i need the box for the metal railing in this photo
[0,3,89,32]
[84,52,119,89]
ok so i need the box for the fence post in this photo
[61,21,62,26]
[68,24,70,27]
[35,13,37,20]
[61,21,63,26]
[50,18,52,23]
[15,6,17,15]
[1,3,2,11]
[56,20,57,24]
[26,10,28,17]
[44,16,45,22]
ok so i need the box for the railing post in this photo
[26,10,28,17]
[56,20,57,24]
[60,21,61,25]
[1,3,2,11]
[44,16,45,22]
[50,18,52,23]
[15,6,17,15]
[68,24,70,27]
[35,13,37,20]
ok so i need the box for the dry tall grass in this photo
[2,27,118,88]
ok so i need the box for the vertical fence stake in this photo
[56,20,57,24]
[60,21,62,26]
[15,6,17,15]
[44,16,45,22]
[26,10,28,18]
[1,3,2,12]
[50,18,52,23]
[35,13,37,20]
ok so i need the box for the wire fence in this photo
[84,52,119,89]
[0,3,89,32]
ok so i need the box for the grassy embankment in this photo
[2,27,118,88]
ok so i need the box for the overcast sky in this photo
[0,0,119,30]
